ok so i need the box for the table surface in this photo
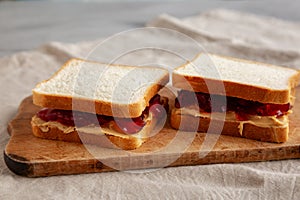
[1,0,300,57]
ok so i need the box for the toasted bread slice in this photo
[33,58,169,118]
[172,53,300,104]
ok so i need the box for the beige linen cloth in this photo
[1,9,300,199]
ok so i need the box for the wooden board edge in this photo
[7,109,17,137]
[7,96,33,136]
[4,151,34,177]
[4,144,300,177]
[170,146,300,167]
[4,149,119,177]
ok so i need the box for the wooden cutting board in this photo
[5,90,300,177]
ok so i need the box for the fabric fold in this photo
[147,9,300,69]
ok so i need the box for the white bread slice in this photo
[172,53,300,104]
[33,58,169,118]
[170,108,289,143]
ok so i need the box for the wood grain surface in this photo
[5,89,300,177]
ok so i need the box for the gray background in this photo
[1,0,300,57]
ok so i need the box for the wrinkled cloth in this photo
[1,9,300,200]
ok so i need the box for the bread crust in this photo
[32,81,167,118]
[32,58,169,118]
[173,73,292,104]
[172,53,300,104]
[31,115,148,150]
[170,109,288,143]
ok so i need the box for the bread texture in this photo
[172,53,300,104]
[33,58,169,118]
[171,53,299,143]
[31,115,156,150]
[170,108,289,143]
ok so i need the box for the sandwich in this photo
[171,53,300,143]
[31,58,169,150]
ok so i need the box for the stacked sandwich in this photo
[171,53,300,143]
[31,59,169,150]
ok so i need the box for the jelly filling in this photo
[175,90,290,120]
[37,94,168,134]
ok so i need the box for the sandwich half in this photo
[31,58,169,150]
[171,53,300,143]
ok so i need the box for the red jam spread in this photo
[175,90,290,120]
[37,94,168,134]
